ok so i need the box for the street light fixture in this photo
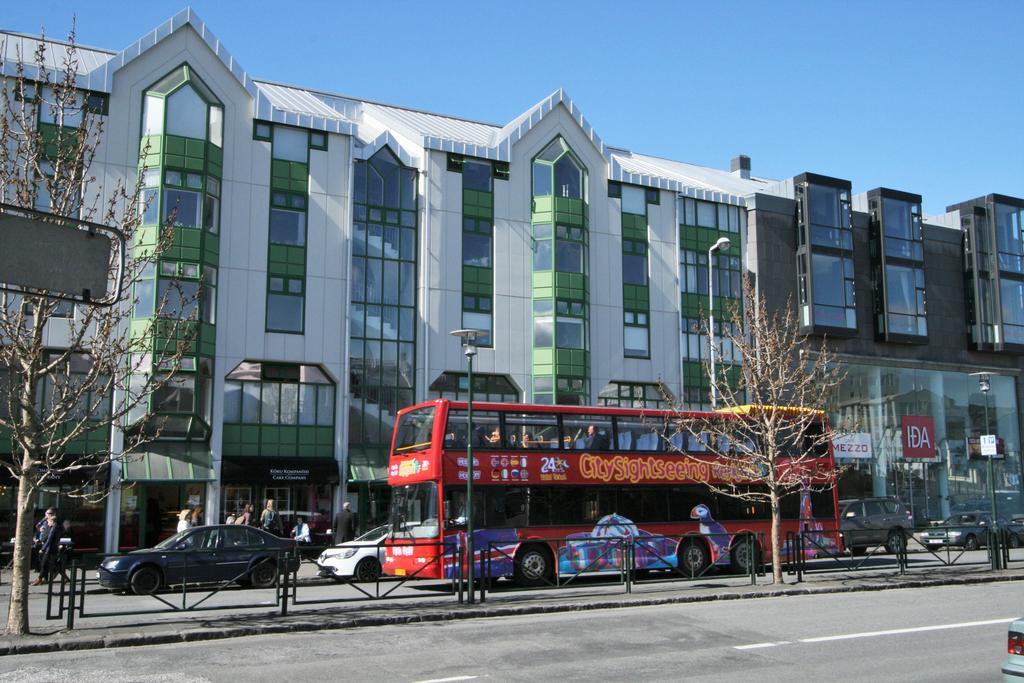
[970,371,998,524]
[707,236,732,408]
[450,328,484,603]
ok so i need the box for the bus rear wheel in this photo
[513,545,553,587]
[677,539,710,577]
[730,538,762,574]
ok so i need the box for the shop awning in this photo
[122,444,215,481]
[221,456,340,485]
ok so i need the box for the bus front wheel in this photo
[678,539,710,577]
[514,545,553,587]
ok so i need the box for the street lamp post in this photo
[450,329,483,603]
[974,373,998,522]
[707,236,732,408]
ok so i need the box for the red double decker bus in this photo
[384,399,839,585]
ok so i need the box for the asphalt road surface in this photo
[0,581,1014,682]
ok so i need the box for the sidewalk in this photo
[1,561,1022,656]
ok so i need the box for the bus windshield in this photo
[390,482,439,539]
[394,406,435,453]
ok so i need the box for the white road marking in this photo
[798,617,1015,643]
[734,641,792,650]
[735,617,1014,650]
[412,677,479,683]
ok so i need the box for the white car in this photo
[316,525,388,582]
[1004,617,1024,680]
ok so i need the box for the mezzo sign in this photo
[832,433,873,460]
[901,416,937,459]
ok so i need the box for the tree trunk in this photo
[770,488,783,585]
[7,466,37,635]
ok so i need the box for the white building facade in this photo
[2,9,1021,550]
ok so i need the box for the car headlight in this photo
[338,549,357,559]
[948,531,962,537]
[101,557,130,570]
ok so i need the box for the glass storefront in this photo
[831,363,1022,522]
[118,482,207,550]
[220,456,339,544]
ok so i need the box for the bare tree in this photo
[0,30,196,634]
[665,277,847,584]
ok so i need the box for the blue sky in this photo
[5,1,1022,214]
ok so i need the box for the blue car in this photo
[98,524,298,595]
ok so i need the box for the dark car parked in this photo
[839,497,914,554]
[98,525,298,595]
[913,512,1007,550]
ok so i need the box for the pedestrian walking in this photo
[54,518,73,576]
[260,499,283,536]
[176,509,191,533]
[31,510,58,586]
[225,510,238,525]
[190,505,204,527]
[334,501,357,543]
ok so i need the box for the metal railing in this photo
[786,525,1014,581]
[477,531,762,602]
[33,524,1024,629]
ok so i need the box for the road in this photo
[0,581,1013,682]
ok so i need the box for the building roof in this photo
[0,30,114,91]
[1,7,768,202]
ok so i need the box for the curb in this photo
[2,571,1022,656]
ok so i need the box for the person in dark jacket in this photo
[31,510,58,586]
[334,502,357,543]
[259,499,284,536]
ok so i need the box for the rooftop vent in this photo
[731,155,751,180]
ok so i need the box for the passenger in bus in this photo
[488,426,502,445]
[584,424,611,450]
[521,432,536,449]
[468,425,489,448]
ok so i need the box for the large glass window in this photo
[430,374,519,403]
[162,188,201,228]
[153,375,195,413]
[624,311,649,357]
[165,86,207,139]
[462,160,492,193]
[350,148,417,458]
[811,252,856,328]
[831,364,1021,523]
[801,181,855,330]
[270,208,306,246]
[223,362,334,426]
[621,185,646,215]
[267,277,304,332]
[144,65,222,143]
[272,126,309,163]
[1001,279,1024,345]
[996,203,1024,274]
[463,218,492,268]
[622,240,648,285]
[533,138,585,202]
[873,192,927,341]
[157,277,199,320]
[885,264,927,336]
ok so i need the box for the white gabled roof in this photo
[0,31,114,91]
[611,150,774,206]
[253,80,356,135]
[364,101,498,150]
[2,8,774,203]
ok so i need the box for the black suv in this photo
[839,497,914,554]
